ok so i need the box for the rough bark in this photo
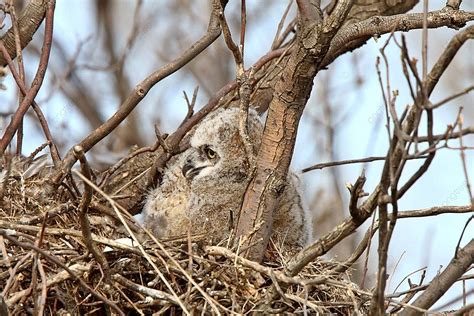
[234,0,354,262]
[0,0,47,66]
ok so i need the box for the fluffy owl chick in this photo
[142,107,311,249]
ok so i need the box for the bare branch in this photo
[0,0,55,157]
[50,0,226,186]
[73,146,109,276]
[323,7,474,68]
[234,0,353,262]
[400,239,474,315]
[0,40,60,165]
[302,154,428,172]
[0,0,47,66]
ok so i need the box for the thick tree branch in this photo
[234,0,354,262]
[323,7,474,68]
[400,239,474,316]
[0,0,47,66]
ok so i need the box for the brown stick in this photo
[0,42,60,165]
[400,239,474,316]
[74,146,110,275]
[0,230,124,316]
[50,0,226,186]
[0,0,47,66]
[235,0,352,262]
[0,0,55,157]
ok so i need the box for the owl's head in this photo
[182,107,263,182]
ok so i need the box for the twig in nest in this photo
[1,252,32,297]
[154,125,170,154]
[0,296,7,316]
[72,170,190,314]
[113,274,180,305]
[35,252,47,315]
[5,261,92,306]
[0,231,124,315]
[20,203,74,225]
[31,212,48,315]
[180,86,199,126]
[206,246,326,286]
[347,170,368,223]
[73,146,110,275]
[0,154,13,202]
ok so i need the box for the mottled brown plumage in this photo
[142,107,312,249]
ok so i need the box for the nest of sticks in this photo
[0,158,369,315]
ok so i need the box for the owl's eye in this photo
[204,146,217,159]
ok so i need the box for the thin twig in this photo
[302,154,428,172]
[430,84,474,109]
[6,0,26,157]
[50,0,226,187]
[0,14,60,165]
[0,0,56,157]
[72,170,191,314]
[73,145,110,275]
[456,110,474,205]
[0,231,124,315]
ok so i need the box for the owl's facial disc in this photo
[182,145,220,181]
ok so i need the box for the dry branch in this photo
[235,0,353,263]
[49,0,227,187]
[74,146,110,275]
[323,6,474,67]
[0,0,55,157]
[400,239,474,315]
[0,0,48,66]
[288,16,474,279]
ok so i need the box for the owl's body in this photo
[142,108,312,249]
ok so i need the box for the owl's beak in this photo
[182,161,204,180]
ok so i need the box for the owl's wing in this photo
[273,171,311,248]
[142,152,192,238]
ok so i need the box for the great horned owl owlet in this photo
[142,107,312,249]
